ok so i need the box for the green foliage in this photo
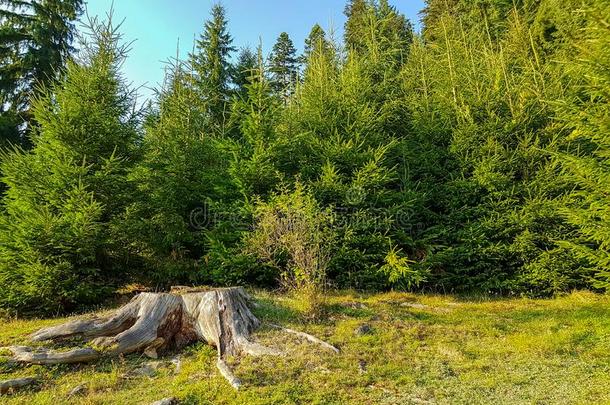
[0,16,138,313]
[380,245,426,289]
[556,3,610,289]
[189,3,236,134]
[344,0,413,65]
[247,184,334,316]
[231,46,257,96]
[302,24,330,63]
[0,0,83,146]
[268,32,299,101]
[2,0,610,313]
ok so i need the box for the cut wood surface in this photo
[4,287,338,389]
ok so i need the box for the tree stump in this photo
[3,287,338,389]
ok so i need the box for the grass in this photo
[1,290,610,404]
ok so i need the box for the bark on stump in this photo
[3,287,338,389]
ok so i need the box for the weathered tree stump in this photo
[2,287,338,389]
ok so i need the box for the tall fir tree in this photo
[302,24,330,64]
[344,0,412,67]
[268,32,298,102]
[231,46,257,97]
[0,0,83,147]
[557,2,610,288]
[0,16,139,313]
[344,0,370,53]
[189,3,236,134]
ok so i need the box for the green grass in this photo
[1,290,610,404]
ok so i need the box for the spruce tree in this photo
[0,16,138,313]
[344,0,370,53]
[120,59,229,283]
[0,0,83,146]
[268,32,298,102]
[189,3,236,134]
[558,3,610,288]
[232,46,257,97]
[302,24,330,63]
[344,0,412,67]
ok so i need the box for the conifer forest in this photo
[0,1,609,403]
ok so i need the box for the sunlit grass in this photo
[1,290,609,404]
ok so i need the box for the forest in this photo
[0,0,610,402]
[1,0,609,314]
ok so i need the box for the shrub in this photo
[247,184,335,317]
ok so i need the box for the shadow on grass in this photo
[251,296,301,324]
[509,304,610,324]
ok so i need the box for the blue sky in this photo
[83,0,426,101]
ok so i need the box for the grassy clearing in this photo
[1,291,609,404]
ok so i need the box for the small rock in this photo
[400,302,429,309]
[124,362,160,378]
[354,324,373,336]
[358,359,368,374]
[151,398,178,405]
[343,301,368,310]
[68,383,88,397]
[170,355,182,374]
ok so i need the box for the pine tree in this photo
[189,3,236,134]
[377,0,413,59]
[232,46,257,97]
[344,0,370,53]
[303,24,329,61]
[268,32,298,102]
[120,58,228,284]
[229,43,281,197]
[0,16,138,313]
[558,3,610,288]
[0,0,83,146]
[344,0,412,66]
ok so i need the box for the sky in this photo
[82,0,426,102]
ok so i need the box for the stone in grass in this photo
[124,362,162,379]
[68,383,88,397]
[400,302,429,309]
[343,301,369,310]
[354,324,373,336]
[151,397,179,405]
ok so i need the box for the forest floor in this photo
[1,290,609,404]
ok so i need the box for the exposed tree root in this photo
[6,287,338,389]
[268,324,340,353]
[0,376,38,395]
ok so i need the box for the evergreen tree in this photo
[268,32,298,102]
[119,59,228,284]
[189,3,236,134]
[302,24,330,62]
[0,16,138,312]
[344,0,412,67]
[344,0,370,53]
[377,0,413,59]
[558,2,610,288]
[231,46,257,97]
[0,0,83,146]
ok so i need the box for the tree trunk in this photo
[4,287,338,389]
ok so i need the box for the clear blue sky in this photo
[82,0,426,101]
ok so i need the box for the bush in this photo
[247,184,335,317]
